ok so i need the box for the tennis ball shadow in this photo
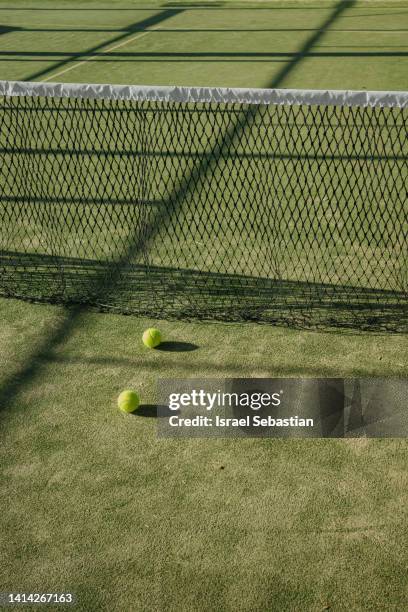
[135,404,177,418]
[156,341,198,352]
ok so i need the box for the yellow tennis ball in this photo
[117,390,140,413]
[142,327,162,348]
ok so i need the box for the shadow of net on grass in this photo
[0,95,406,333]
[0,252,405,332]
[0,1,406,334]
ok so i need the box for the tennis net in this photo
[0,80,407,330]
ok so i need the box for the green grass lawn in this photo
[0,0,407,89]
[0,1,407,610]
[0,298,407,611]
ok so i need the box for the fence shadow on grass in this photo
[0,251,406,333]
[0,0,396,418]
[0,303,83,415]
[24,8,184,81]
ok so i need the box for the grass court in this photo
[0,1,407,610]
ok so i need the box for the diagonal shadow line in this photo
[267,0,357,88]
[0,305,82,415]
[85,0,359,312]
[112,0,358,268]
[0,0,356,415]
[24,8,183,82]
[0,8,182,414]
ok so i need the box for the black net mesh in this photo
[0,93,407,331]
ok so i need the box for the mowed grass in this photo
[0,299,407,611]
[0,0,406,89]
[0,1,408,611]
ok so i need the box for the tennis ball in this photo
[142,327,162,348]
[117,390,140,413]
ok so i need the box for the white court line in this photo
[43,26,160,82]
